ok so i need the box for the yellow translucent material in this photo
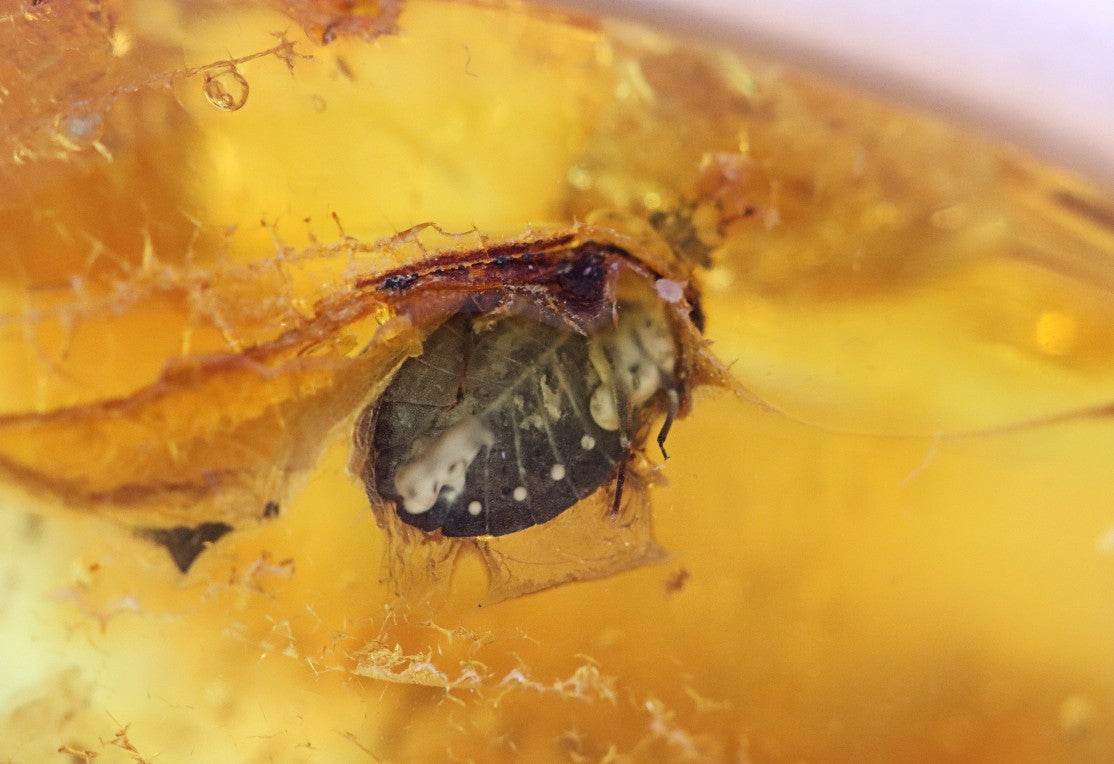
[3,1,1114,761]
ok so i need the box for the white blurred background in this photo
[549,0,1114,188]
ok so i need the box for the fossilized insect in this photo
[339,225,740,601]
[0,221,731,597]
[355,240,700,538]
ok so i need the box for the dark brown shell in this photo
[355,238,706,538]
[366,310,628,536]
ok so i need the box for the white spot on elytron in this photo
[550,464,566,481]
[394,415,494,515]
[581,434,596,450]
[468,500,483,516]
[513,486,527,501]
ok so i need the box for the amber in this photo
[3,1,1114,761]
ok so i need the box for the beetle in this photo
[350,233,717,541]
[0,221,729,595]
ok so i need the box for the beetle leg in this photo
[611,456,627,516]
[613,366,633,450]
[656,386,680,460]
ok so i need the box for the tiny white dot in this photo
[580,435,596,450]
[513,486,527,501]
[550,464,566,481]
[468,501,483,516]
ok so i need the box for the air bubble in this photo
[203,67,250,112]
[567,165,593,190]
[54,111,104,150]
[1033,310,1077,357]
[1060,694,1097,739]
[654,278,685,303]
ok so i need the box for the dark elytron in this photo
[369,311,631,537]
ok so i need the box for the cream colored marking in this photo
[513,486,527,502]
[538,375,564,421]
[550,464,566,481]
[581,434,596,450]
[468,500,483,516]
[587,303,677,432]
[521,412,546,431]
[590,385,620,431]
[394,415,494,515]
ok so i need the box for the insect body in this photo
[369,298,677,536]
[355,238,706,539]
[0,223,721,590]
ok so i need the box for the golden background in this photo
[2,0,1114,760]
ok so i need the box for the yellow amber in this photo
[2,1,1114,761]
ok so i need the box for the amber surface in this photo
[3,1,1114,761]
